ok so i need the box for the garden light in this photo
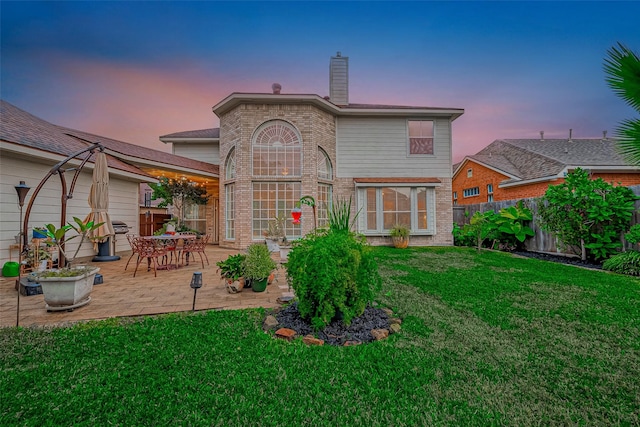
[190,272,203,311]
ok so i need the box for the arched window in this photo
[225,147,236,180]
[224,148,236,239]
[317,147,332,180]
[252,120,301,177]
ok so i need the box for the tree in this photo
[149,177,209,229]
[604,43,640,165]
[537,168,637,261]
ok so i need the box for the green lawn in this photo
[1,247,638,426]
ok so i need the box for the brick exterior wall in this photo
[453,160,640,205]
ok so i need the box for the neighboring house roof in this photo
[453,138,639,187]
[211,92,464,120]
[0,100,218,182]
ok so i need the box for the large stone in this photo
[303,335,324,346]
[275,327,296,341]
[389,324,402,334]
[381,308,394,317]
[371,328,389,341]
[388,317,402,325]
[343,340,362,347]
[263,315,279,331]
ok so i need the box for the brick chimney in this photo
[329,52,349,106]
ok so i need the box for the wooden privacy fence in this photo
[453,185,640,254]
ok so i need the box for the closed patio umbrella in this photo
[85,151,116,258]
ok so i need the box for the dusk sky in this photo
[2,1,639,162]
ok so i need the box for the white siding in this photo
[0,152,140,265]
[336,117,452,178]
[173,142,220,165]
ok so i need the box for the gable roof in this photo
[0,100,218,182]
[454,138,639,185]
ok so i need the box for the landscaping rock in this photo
[389,324,401,334]
[275,328,296,341]
[303,335,324,346]
[343,340,362,346]
[388,317,402,325]
[381,308,394,316]
[263,315,279,331]
[274,303,392,346]
[371,329,389,341]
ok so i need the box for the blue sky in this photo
[2,1,639,162]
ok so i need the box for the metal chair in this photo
[124,234,139,271]
[132,238,167,277]
[182,234,210,268]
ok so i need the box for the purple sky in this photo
[2,1,639,163]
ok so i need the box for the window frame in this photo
[251,181,302,240]
[356,184,437,235]
[251,120,302,178]
[463,187,480,198]
[407,119,435,156]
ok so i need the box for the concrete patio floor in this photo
[0,245,292,328]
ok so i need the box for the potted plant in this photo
[35,217,104,311]
[242,243,277,292]
[279,236,292,262]
[263,215,286,252]
[390,224,410,248]
[216,253,246,293]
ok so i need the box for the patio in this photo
[0,245,292,328]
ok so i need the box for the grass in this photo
[1,247,639,426]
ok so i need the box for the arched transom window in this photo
[225,147,236,180]
[252,120,301,177]
[317,147,332,180]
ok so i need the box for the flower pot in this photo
[392,236,409,249]
[279,246,291,262]
[2,262,20,277]
[38,267,99,311]
[265,238,280,253]
[251,277,268,292]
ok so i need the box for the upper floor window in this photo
[225,147,236,180]
[467,168,473,178]
[252,120,301,177]
[408,120,434,155]
[463,187,480,198]
[317,147,333,180]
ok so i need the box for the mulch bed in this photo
[512,251,602,270]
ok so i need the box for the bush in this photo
[242,243,277,281]
[286,229,381,329]
[602,250,640,276]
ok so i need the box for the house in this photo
[160,53,464,249]
[0,100,218,266]
[452,136,640,205]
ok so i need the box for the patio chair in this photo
[132,237,167,278]
[177,232,197,264]
[124,233,139,271]
[182,234,210,268]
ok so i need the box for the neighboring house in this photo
[0,100,218,266]
[161,53,464,249]
[452,137,640,205]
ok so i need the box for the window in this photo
[358,186,436,234]
[143,190,152,208]
[453,191,458,206]
[488,194,494,202]
[183,204,206,234]
[225,183,235,240]
[487,183,493,194]
[408,120,434,155]
[225,147,236,180]
[252,120,301,177]
[252,182,302,240]
[317,183,332,228]
[463,187,480,198]
[317,148,332,180]
[467,168,473,178]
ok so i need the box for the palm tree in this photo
[604,43,640,165]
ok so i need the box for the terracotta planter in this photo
[38,267,99,311]
[392,236,409,249]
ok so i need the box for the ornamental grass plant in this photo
[1,247,638,426]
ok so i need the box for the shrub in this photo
[286,229,381,329]
[390,224,410,238]
[242,243,277,281]
[602,250,640,276]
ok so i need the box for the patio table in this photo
[141,234,196,270]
